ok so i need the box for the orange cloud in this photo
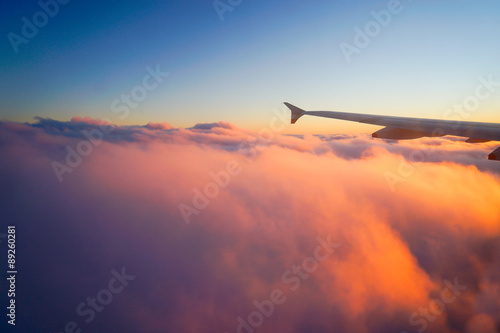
[1,118,499,332]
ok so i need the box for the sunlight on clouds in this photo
[1,118,499,332]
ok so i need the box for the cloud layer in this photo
[0,117,499,333]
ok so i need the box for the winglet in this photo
[284,102,306,124]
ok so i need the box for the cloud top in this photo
[0,117,499,332]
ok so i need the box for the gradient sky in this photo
[1,0,500,133]
[2,2,500,331]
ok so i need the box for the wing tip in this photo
[284,102,306,124]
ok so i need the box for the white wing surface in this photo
[284,102,500,160]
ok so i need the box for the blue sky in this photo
[1,0,500,133]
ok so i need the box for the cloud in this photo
[71,116,113,126]
[144,122,173,130]
[0,117,499,332]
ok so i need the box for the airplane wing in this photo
[284,102,500,160]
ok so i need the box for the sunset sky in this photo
[1,1,500,333]
[1,0,500,132]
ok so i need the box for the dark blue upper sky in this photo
[1,0,500,132]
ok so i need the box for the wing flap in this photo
[489,147,500,160]
[465,138,491,143]
[372,127,443,140]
